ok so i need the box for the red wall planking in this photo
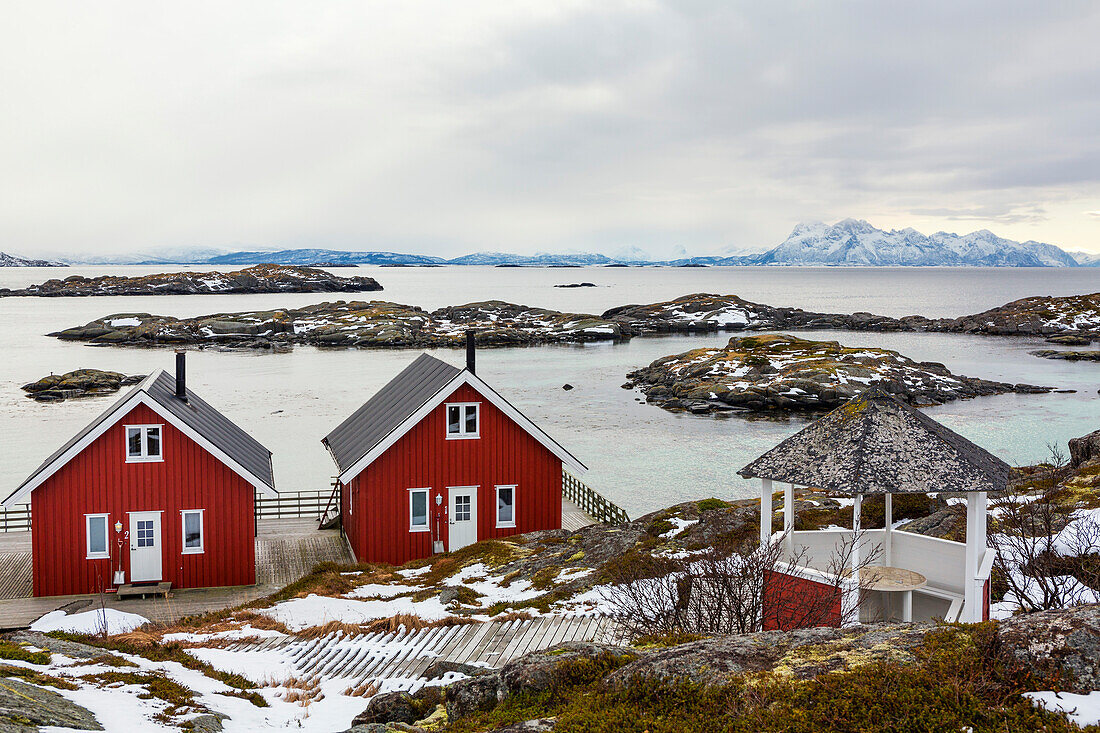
[30,403,256,597]
[342,383,563,565]
[761,569,843,631]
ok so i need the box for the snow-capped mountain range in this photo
[6,220,1097,266]
[752,219,1082,267]
[0,251,64,267]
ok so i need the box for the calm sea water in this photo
[1,265,1097,517]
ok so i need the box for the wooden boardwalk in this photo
[561,497,596,532]
[225,614,626,688]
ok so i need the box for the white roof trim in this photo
[3,372,277,506]
[337,369,587,484]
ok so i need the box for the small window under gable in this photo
[126,425,163,462]
[181,510,203,554]
[409,488,429,531]
[86,514,109,559]
[446,403,479,439]
[496,485,516,528]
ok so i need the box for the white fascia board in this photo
[337,370,588,484]
[3,377,276,506]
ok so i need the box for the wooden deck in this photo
[225,614,625,688]
[561,497,596,532]
[0,532,31,601]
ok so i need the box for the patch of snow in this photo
[659,517,699,539]
[1026,690,1100,727]
[346,583,420,599]
[107,317,142,327]
[258,593,452,630]
[31,608,148,635]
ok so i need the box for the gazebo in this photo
[739,388,1009,627]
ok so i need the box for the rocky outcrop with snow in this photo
[752,219,1080,267]
[941,292,1100,338]
[624,333,1051,414]
[0,263,382,297]
[50,299,626,349]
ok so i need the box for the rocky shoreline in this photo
[21,369,146,402]
[603,291,1100,340]
[623,334,1053,414]
[43,290,1100,351]
[0,264,382,297]
[50,300,626,349]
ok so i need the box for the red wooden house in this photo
[322,336,587,565]
[2,354,276,597]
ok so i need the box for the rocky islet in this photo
[623,333,1053,415]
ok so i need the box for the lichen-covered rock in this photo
[445,672,505,720]
[605,624,927,688]
[0,676,102,731]
[625,333,1048,415]
[1029,349,1100,361]
[487,720,557,732]
[354,692,422,726]
[1,264,382,297]
[500,643,634,698]
[942,292,1100,338]
[997,604,1100,694]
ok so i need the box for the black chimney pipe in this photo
[175,350,187,400]
[465,330,476,374]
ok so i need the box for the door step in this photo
[116,581,172,599]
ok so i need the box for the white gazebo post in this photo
[963,491,988,622]
[784,483,795,554]
[884,492,893,567]
[760,478,773,545]
[852,493,862,575]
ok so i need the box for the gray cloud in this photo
[1,0,1098,258]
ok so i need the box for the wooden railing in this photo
[255,490,332,520]
[0,505,31,532]
[562,470,630,525]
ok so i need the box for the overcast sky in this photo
[2,1,1099,259]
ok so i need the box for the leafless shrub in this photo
[991,444,1100,613]
[601,533,881,638]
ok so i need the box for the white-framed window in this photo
[409,488,430,532]
[445,403,480,439]
[181,510,204,554]
[85,514,109,559]
[125,425,163,462]
[495,485,516,528]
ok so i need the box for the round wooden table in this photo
[847,566,927,622]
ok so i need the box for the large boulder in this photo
[1069,429,1100,469]
[997,604,1100,694]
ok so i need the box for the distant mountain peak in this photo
[764,219,1078,267]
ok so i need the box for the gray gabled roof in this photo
[5,370,274,504]
[737,388,1011,494]
[323,353,461,473]
[145,371,275,490]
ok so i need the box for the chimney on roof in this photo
[175,350,187,401]
[465,330,476,375]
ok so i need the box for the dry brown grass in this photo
[274,675,324,706]
[342,681,379,698]
[291,614,480,639]
[491,611,535,623]
[294,620,369,640]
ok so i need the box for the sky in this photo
[2,1,1099,260]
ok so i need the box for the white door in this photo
[129,512,163,583]
[448,487,478,551]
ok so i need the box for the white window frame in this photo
[181,509,204,554]
[125,424,164,463]
[495,485,516,528]
[85,513,110,559]
[408,488,430,532]
[445,402,480,440]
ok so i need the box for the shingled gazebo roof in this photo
[737,388,1011,495]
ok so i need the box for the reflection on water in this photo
[0,266,1097,517]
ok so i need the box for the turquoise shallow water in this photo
[0,265,1097,517]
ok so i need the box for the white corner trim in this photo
[337,370,587,483]
[3,373,276,506]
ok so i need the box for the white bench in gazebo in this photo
[738,388,1003,628]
